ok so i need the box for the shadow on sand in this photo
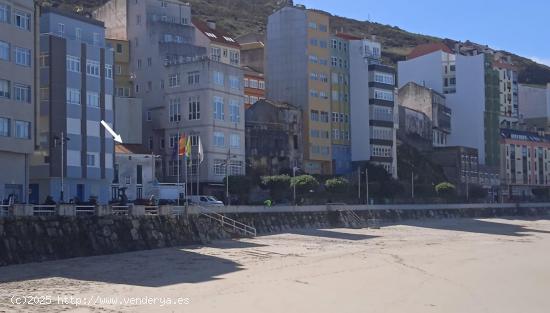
[400,218,550,237]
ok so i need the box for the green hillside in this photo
[43,0,550,85]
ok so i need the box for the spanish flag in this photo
[185,136,192,158]
[178,134,187,156]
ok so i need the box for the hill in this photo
[43,0,550,85]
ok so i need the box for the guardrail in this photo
[111,206,130,216]
[75,206,96,216]
[0,205,10,217]
[33,205,56,216]
[144,206,159,216]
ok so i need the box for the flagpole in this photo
[177,130,180,206]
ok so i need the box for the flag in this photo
[185,136,192,158]
[178,134,187,156]
[198,136,204,164]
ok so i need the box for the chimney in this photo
[206,20,216,30]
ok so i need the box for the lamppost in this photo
[53,132,70,203]
[223,150,237,206]
[365,168,369,205]
[293,166,300,206]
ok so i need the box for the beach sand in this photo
[1,217,550,313]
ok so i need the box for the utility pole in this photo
[411,169,415,200]
[365,169,369,205]
[358,168,361,203]
[293,166,298,206]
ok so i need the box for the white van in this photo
[187,195,224,207]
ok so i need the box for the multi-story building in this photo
[113,144,157,202]
[107,39,142,145]
[398,106,433,152]
[500,129,550,199]
[398,43,501,168]
[266,4,333,175]
[237,32,265,72]
[0,0,36,204]
[243,65,265,109]
[431,146,480,197]
[519,83,550,133]
[329,33,353,175]
[349,38,398,177]
[95,0,246,195]
[245,99,303,175]
[30,7,115,204]
[398,81,451,147]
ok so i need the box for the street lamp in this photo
[53,132,70,203]
[223,151,237,206]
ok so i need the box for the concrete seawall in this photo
[1,204,550,266]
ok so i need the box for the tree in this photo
[261,175,291,201]
[436,182,456,200]
[325,177,350,195]
[291,175,319,196]
[223,175,253,204]
[468,184,488,201]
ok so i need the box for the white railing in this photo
[199,206,256,237]
[144,206,159,216]
[33,205,56,216]
[0,205,10,217]
[111,206,130,216]
[171,206,187,216]
[75,206,96,216]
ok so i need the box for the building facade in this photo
[349,38,398,177]
[245,99,303,175]
[0,0,36,204]
[95,0,246,193]
[398,106,433,151]
[266,5,332,175]
[329,34,352,175]
[500,129,550,199]
[519,83,550,133]
[107,38,143,145]
[398,81,451,147]
[398,45,500,168]
[243,65,265,109]
[113,144,157,202]
[30,7,115,204]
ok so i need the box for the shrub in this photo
[261,175,291,201]
[435,182,456,198]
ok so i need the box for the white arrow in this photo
[100,120,123,143]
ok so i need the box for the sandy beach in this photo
[1,217,550,313]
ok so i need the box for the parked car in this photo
[187,195,224,207]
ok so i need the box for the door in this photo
[29,184,39,204]
[76,184,85,202]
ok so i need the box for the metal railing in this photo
[144,206,159,216]
[340,208,365,229]
[111,206,130,216]
[171,206,187,216]
[33,205,56,216]
[199,206,256,237]
[0,205,10,217]
[75,206,96,216]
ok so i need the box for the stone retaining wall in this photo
[1,206,549,266]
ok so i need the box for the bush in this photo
[436,182,456,199]
[291,175,320,196]
[261,175,291,201]
[325,177,350,195]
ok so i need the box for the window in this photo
[258,80,265,90]
[14,120,30,139]
[374,89,394,101]
[213,71,224,85]
[188,71,200,85]
[75,28,81,40]
[229,51,239,65]
[57,23,65,36]
[146,110,152,121]
[331,57,337,67]
[15,47,31,66]
[0,79,9,98]
[309,55,318,64]
[213,96,224,120]
[66,88,81,105]
[320,111,329,123]
[87,154,96,167]
[249,79,259,89]
[147,57,152,66]
[229,75,240,90]
[105,64,113,79]
[318,24,328,32]
[13,84,30,103]
[0,117,10,137]
[230,134,240,148]
[169,98,181,122]
[213,159,226,176]
[136,14,141,25]
[374,72,395,85]
[0,4,8,23]
[0,41,9,61]
[168,73,180,87]
[210,47,221,61]
[116,87,130,97]
[86,60,100,77]
[86,92,99,108]
[332,112,339,122]
[105,94,113,110]
[310,110,319,121]
[137,59,142,68]
[229,160,243,176]
[229,100,240,123]
[169,134,180,148]
[189,96,200,120]
[213,132,225,147]
[67,55,81,73]
[116,43,122,53]
[308,22,317,30]
[14,11,30,30]
[92,33,99,46]
[244,78,249,88]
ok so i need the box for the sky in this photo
[296,0,549,66]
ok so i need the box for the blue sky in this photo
[297,0,549,66]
